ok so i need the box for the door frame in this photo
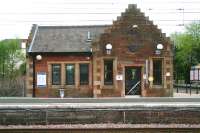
[123,65,144,97]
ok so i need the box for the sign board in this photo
[37,72,46,88]
[190,68,200,81]
[116,75,123,80]
[94,81,101,85]
[194,69,199,80]
[143,74,147,80]
[199,71,200,81]
[190,70,194,81]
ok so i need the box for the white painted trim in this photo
[125,95,140,98]
[28,25,39,52]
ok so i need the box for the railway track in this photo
[0,98,200,132]
[1,124,200,133]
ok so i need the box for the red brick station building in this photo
[26,5,173,98]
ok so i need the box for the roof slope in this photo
[29,25,109,53]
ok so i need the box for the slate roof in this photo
[28,25,109,53]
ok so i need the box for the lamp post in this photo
[189,55,192,95]
[32,54,42,97]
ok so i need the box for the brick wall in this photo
[26,5,173,98]
[27,54,93,97]
[92,4,173,97]
[1,106,200,125]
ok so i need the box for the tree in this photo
[171,22,200,83]
[0,39,25,79]
[0,39,25,97]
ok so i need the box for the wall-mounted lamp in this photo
[157,43,164,50]
[155,43,163,55]
[166,72,171,77]
[148,76,154,82]
[106,43,112,54]
[132,24,138,28]
[36,55,42,61]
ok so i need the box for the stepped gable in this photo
[104,4,171,45]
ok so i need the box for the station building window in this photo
[153,59,162,85]
[52,64,61,85]
[104,60,113,85]
[65,64,75,85]
[80,64,89,85]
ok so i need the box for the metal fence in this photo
[0,77,25,97]
[174,83,200,95]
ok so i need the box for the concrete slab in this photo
[0,97,200,104]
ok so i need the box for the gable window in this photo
[52,64,61,85]
[153,59,162,85]
[80,64,89,85]
[66,64,75,85]
[104,60,113,85]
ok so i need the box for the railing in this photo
[127,81,140,95]
[174,83,200,95]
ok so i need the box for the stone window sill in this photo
[152,85,163,89]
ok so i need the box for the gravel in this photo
[0,124,200,129]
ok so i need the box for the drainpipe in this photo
[91,55,93,96]
[90,47,94,97]
[32,54,36,97]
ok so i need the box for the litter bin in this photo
[59,89,65,98]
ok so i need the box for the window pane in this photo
[80,64,89,85]
[52,64,61,85]
[104,60,113,85]
[153,59,162,85]
[66,64,75,85]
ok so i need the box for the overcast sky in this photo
[0,0,200,40]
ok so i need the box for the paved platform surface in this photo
[0,97,200,103]
[0,97,200,108]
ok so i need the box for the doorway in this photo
[125,66,141,95]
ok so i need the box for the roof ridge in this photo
[38,25,111,29]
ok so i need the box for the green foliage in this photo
[0,39,25,79]
[171,22,200,83]
[19,62,26,75]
